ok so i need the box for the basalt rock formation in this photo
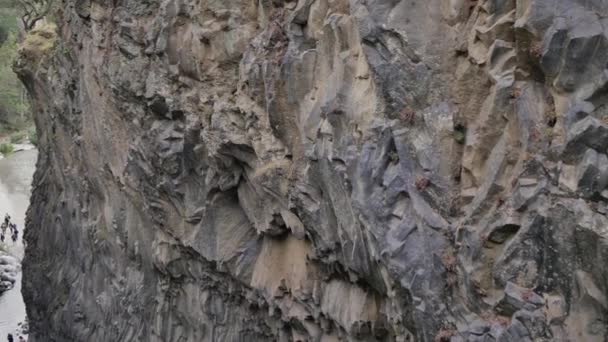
[14,0,608,341]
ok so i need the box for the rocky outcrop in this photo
[0,254,19,294]
[14,0,608,341]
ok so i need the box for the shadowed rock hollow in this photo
[13,0,608,341]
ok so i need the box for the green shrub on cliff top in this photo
[0,2,31,129]
[18,22,57,66]
[0,31,29,126]
[0,143,14,156]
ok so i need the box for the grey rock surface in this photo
[13,0,608,341]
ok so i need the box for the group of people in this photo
[6,333,25,342]
[0,214,18,244]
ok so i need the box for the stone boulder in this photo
[0,254,19,294]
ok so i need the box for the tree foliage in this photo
[0,31,29,123]
[0,26,7,45]
[0,0,31,128]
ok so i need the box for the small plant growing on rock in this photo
[400,107,416,125]
[472,279,487,297]
[446,272,458,288]
[441,247,459,287]
[447,192,463,217]
[441,248,457,273]
[442,226,456,243]
[529,41,543,58]
[529,126,541,142]
[388,150,399,162]
[415,175,430,191]
[510,86,522,99]
[18,23,58,66]
[434,324,457,342]
[0,143,14,156]
[522,288,535,301]
[544,127,554,139]
[453,124,466,145]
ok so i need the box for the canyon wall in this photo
[15,0,608,341]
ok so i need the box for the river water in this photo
[0,149,37,339]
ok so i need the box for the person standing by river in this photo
[1,215,11,239]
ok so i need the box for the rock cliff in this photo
[14,0,608,341]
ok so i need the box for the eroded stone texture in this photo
[14,0,608,341]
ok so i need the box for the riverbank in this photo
[0,148,37,339]
[0,128,37,158]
